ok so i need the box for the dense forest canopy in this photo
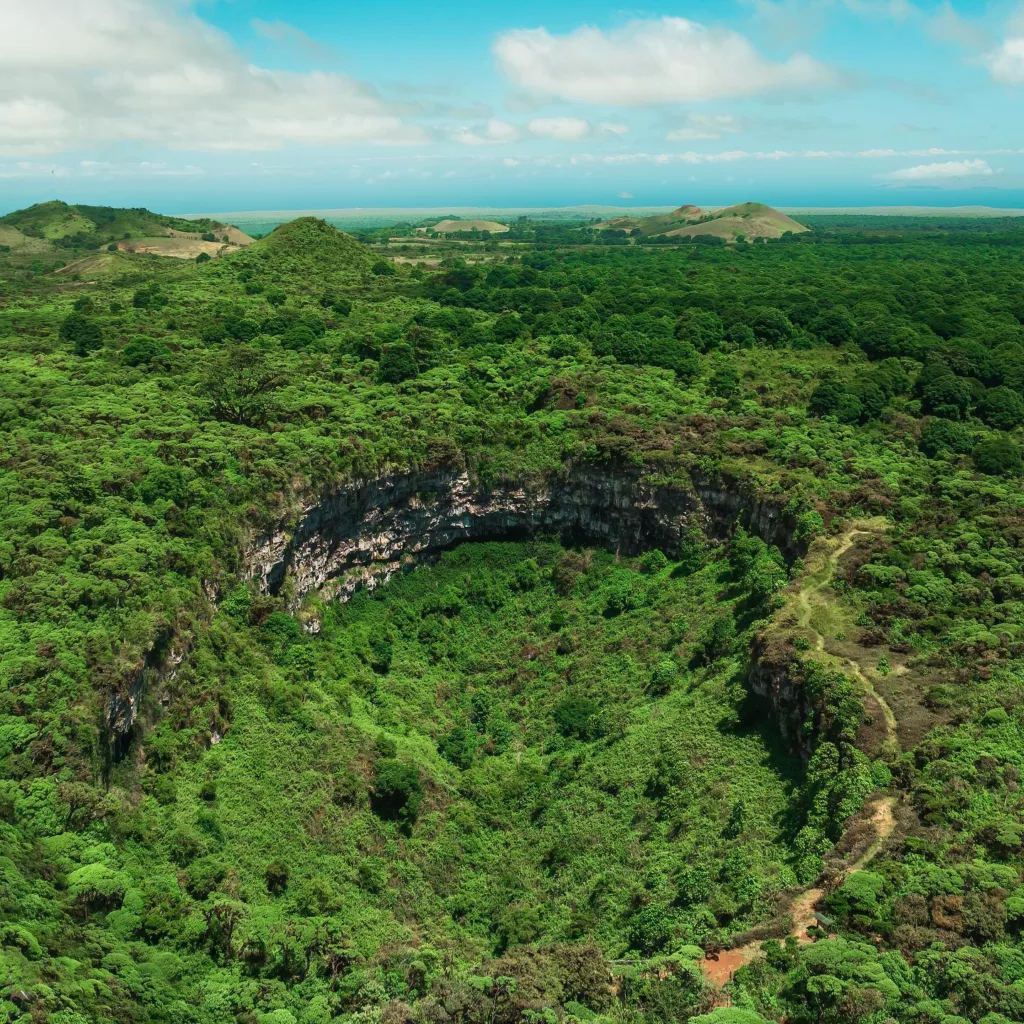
[3,206,1024,1024]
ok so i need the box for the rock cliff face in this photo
[747,634,817,761]
[244,464,719,611]
[107,461,810,748]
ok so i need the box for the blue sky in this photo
[2,0,1024,212]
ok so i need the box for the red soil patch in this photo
[699,948,754,986]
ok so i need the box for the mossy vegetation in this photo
[4,207,1024,1023]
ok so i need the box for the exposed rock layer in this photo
[244,464,800,609]
[747,634,817,761]
[108,462,806,747]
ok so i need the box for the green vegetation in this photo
[3,204,1024,1023]
[0,200,237,251]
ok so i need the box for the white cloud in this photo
[879,158,994,181]
[986,35,1024,85]
[503,157,521,166]
[667,114,744,141]
[618,191,633,198]
[450,119,521,145]
[0,0,424,156]
[599,122,630,135]
[493,17,835,105]
[527,116,591,140]
[558,147,1023,170]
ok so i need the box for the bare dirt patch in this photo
[118,237,229,259]
[698,796,897,986]
[429,219,509,234]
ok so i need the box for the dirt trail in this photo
[699,522,898,988]
[796,524,897,745]
[699,796,896,985]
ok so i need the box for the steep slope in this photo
[597,201,808,241]
[596,204,704,235]
[223,215,373,283]
[665,202,809,241]
[0,222,54,254]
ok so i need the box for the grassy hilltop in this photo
[1,200,253,258]
[597,201,809,241]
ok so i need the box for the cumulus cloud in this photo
[493,17,836,105]
[450,119,521,145]
[0,0,424,156]
[879,158,994,181]
[527,117,591,140]
[986,32,1024,85]
[599,122,630,135]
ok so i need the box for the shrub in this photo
[647,337,701,379]
[372,259,396,277]
[133,285,167,309]
[978,386,1024,430]
[260,611,304,658]
[709,363,740,398]
[675,309,724,352]
[60,313,103,355]
[748,307,794,347]
[281,324,316,350]
[265,860,290,893]
[922,372,971,420]
[553,695,603,740]
[974,437,1023,476]
[122,336,170,367]
[196,252,211,264]
[377,343,418,384]
[138,463,190,506]
[809,307,855,345]
[726,323,756,348]
[223,315,258,342]
[810,376,846,415]
[919,419,975,457]
[493,312,525,341]
[647,660,676,696]
[438,726,477,769]
[639,549,668,574]
[371,759,423,825]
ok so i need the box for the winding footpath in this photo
[796,525,898,745]
[699,522,898,990]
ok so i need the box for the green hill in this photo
[225,216,373,282]
[1,200,243,251]
[597,201,808,241]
